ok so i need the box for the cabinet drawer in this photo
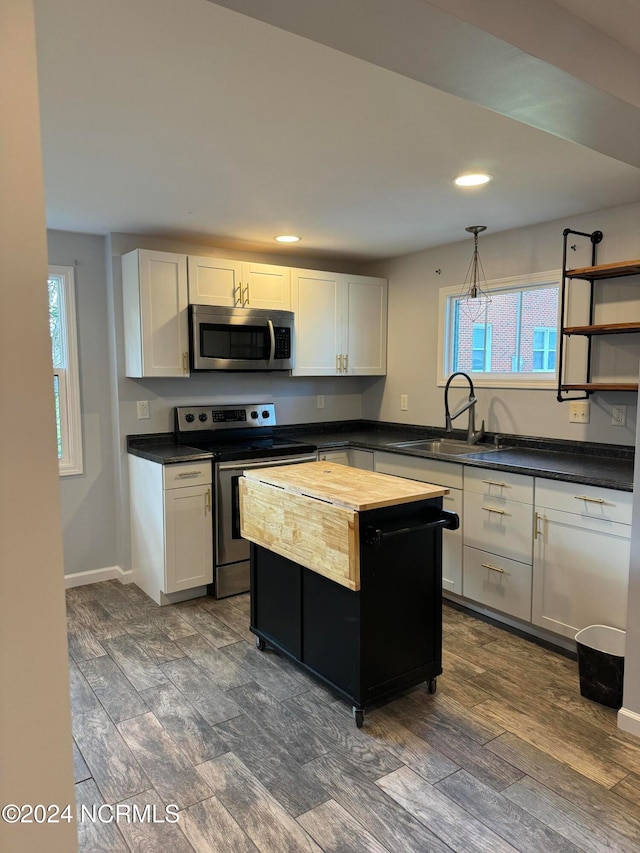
[535,479,631,525]
[463,546,532,622]
[374,451,463,488]
[464,467,533,503]
[163,461,211,489]
[464,490,533,564]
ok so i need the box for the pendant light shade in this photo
[458,225,491,322]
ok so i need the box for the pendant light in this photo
[458,225,491,322]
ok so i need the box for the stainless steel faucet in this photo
[444,372,485,444]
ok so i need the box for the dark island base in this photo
[249,498,454,726]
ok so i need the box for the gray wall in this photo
[48,230,118,575]
[362,201,640,446]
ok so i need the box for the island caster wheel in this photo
[427,678,437,695]
[353,707,364,728]
[255,636,266,651]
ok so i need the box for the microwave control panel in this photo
[273,327,291,359]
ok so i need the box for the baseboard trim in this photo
[618,706,640,738]
[64,566,132,588]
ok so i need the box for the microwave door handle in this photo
[267,319,276,367]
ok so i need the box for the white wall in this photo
[0,2,77,849]
[620,387,640,736]
[363,202,640,446]
[48,231,118,576]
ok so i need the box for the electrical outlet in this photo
[316,395,325,410]
[136,400,150,419]
[612,404,627,427]
[400,395,408,411]
[569,401,590,424]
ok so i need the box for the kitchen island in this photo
[239,461,458,725]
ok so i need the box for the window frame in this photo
[49,265,83,476]
[437,269,561,389]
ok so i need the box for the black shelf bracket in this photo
[557,229,603,403]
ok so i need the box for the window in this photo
[532,327,557,371]
[471,323,492,371]
[439,270,560,388]
[48,265,83,475]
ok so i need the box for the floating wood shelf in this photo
[566,259,640,280]
[563,322,640,336]
[561,383,638,392]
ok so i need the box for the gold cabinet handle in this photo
[205,488,211,512]
[336,354,343,374]
[534,511,542,539]
[482,479,508,488]
[234,284,241,305]
[177,470,201,479]
[574,495,606,504]
[482,506,506,515]
[343,353,348,373]
[481,563,505,574]
[183,352,189,374]
[243,283,249,306]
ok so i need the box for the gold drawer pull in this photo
[482,506,506,515]
[176,471,201,479]
[482,479,508,487]
[482,563,505,574]
[574,495,606,504]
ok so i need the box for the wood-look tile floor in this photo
[67,581,640,852]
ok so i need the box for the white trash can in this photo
[575,625,625,709]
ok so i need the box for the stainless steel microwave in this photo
[190,305,294,371]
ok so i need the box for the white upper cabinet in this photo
[291,270,387,376]
[188,256,291,310]
[122,249,189,378]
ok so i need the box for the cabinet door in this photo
[441,487,462,595]
[164,484,213,593]
[342,275,387,375]
[463,546,532,621]
[123,249,189,377]
[318,450,350,465]
[291,270,341,375]
[532,508,630,640]
[187,256,242,306]
[243,262,291,310]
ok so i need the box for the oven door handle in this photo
[267,319,276,367]
[217,454,316,472]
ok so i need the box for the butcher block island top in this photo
[239,461,449,590]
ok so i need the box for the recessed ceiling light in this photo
[453,173,493,187]
[275,235,301,243]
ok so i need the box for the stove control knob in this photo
[198,413,208,422]
[250,410,259,419]
[262,410,270,419]
[185,413,195,423]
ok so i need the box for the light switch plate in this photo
[569,401,590,423]
[612,404,626,426]
[316,395,325,409]
[136,400,150,419]
[400,395,408,411]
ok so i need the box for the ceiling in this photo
[34,0,640,262]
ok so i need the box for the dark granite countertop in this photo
[127,422,634,491]
[127,434,214,464]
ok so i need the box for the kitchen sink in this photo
[387,438,507,455]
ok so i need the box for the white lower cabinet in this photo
[129,456,213,604]
[462,467,533,621]
[532,481,631,640]
[374,452,463,594]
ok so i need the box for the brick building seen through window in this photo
[453,287,558,374]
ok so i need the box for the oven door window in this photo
[200,324,269,361]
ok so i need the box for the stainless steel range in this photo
[175,403,317,598]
